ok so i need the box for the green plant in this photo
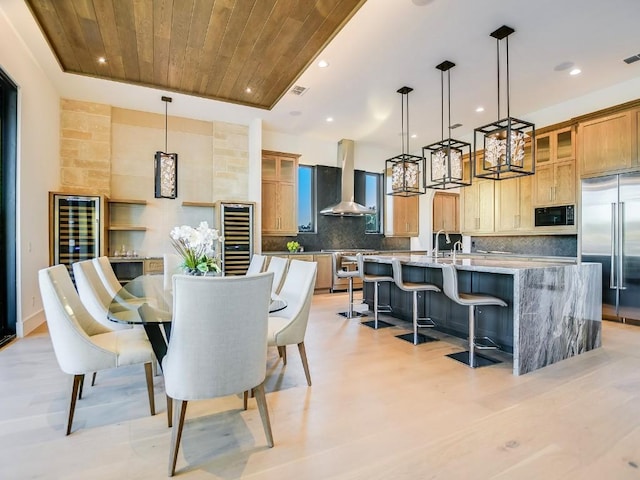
[287,241,300,253]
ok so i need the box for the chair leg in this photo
[253,382,274,448]
[168,399,188,477]
[243,390,249,410]
[413,290,419,345]
[78,374,85,400]
[469,305,476,368]
[278,345,287,365]
[144,362,156,416]
[166,395,172,428]
[373,281,379,328]
[66,374,83,435]
[297,342,312,386]
[91,371,97,387]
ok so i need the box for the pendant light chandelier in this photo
[385,86,426,196]
[473,25,535,180]
[154,95,178,199]
[424,60,471,190]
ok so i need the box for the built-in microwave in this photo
[534,205,575,227]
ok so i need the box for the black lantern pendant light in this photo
[424,60,472,189]
[385,86,426,196]
[473,25,535,180]
[154,95,178,199]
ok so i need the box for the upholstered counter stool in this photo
[332,252,363,318]
[439,263,507,368]
[357,253,394,329]
[391,259,441,345]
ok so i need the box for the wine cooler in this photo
[49,193,106,281]
[217,201,254,276]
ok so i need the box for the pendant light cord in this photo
[164,100,168,152]
[496,34,512,119]
[447,68,452,139]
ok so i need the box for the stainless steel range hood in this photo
[320,139,376,216]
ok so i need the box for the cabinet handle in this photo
[549,187,553,202]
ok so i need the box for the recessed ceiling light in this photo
[326,117,334,122]
[97,57,107,64]
[318,59,329,68]
[289,111,302,116]
[245,87,252,93]
[411,133,417,139]
[475,106,484,113]
[569,68,582,76]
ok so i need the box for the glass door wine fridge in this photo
[49,193,106,281]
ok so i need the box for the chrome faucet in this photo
[433,230,451,258]
[452,240,463,260]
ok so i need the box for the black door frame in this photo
[0,68,18,347]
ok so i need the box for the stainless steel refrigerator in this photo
[581,172,640,322]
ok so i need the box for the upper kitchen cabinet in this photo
[262,151,299,236]
[432,192,459,233]
[578,109,638,177]
[494,175,533,232]
[385,195,419,237]
[533,126,576,207]
[461,178,494,234]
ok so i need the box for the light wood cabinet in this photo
[262,151,299,236]
[578,110,637,177]
[461,179,494,234]
[432,192,459,232]
[313,254,332,291]
[533,127,576,207]
[387,195,419,236]
[107,198,147,256]
[494,175,533,232]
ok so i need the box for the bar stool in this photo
[439,263,507,368]
[357,253,394,329]
[332,252,363,318]
[391,259,441,345]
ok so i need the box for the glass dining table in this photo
[107,274,287,363]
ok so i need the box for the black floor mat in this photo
[396,332,439,344]
[446,351,501,368]
[361,319,393,329]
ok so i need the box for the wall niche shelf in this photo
[182,201,216,207]
[108,198,147,205]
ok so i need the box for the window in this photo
[365,172,382,234]
[297,165,316,233]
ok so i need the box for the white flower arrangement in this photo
[170,221,223,274]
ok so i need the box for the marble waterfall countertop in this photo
[358,253,602,375]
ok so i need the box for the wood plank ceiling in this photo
[25,0,366,109]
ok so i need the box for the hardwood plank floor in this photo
[1,293,639,479]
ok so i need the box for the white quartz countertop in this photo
[361,254,589,274]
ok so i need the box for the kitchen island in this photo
[360,254,602,375]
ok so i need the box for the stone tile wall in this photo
[59,99,111,196]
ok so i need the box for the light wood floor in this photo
[2,293,640,479]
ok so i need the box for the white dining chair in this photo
[246,253,266,275]
[163,272,275,476]
[73,259,134,330]
[163,253,183,290]
[267,259,317,386]
[38,264,156,435]
[266,256,288,294]
[93,256,124,298]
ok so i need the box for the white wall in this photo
[0,7,60,336]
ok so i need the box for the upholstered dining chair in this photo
[267,259,317,386]
[163,272,275,476]
[73,259,134,330]
[163,253,183,290]
[246,253,266,275]
[38,264,156,435]
[265,256,288,294]
[92,256,123,298]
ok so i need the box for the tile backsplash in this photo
[471,235,577,257]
